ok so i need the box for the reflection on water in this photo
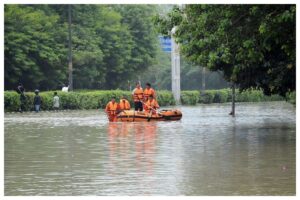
[4,102,295,195]
[107,122,157,178]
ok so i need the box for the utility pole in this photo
[68,4,73,91]
[171,27,181,105]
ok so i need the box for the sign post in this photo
[171,27,181,105]
[158,36,172,53]
[158,34,181,105]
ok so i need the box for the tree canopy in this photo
[5,4,159,90]
[154,4,296,96]
[5,5,67,90]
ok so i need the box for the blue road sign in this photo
[158,36,171,53]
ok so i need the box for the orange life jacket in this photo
[133,87,144,102]
[145,99,159,113]
[105,101,119,115]
[144,88,155,99]
[119,99,131,110]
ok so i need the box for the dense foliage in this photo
[5,89,286,112]
[5,5,67,90]
[5,4,159,90]
[5,4,295,98]
[154,5,296,97]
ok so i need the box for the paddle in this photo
[147,109,153,122]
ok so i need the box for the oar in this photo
[133,109,135,122]
[147,109,156,122]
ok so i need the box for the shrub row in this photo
[180,89,285,105]
[286,91,296,105]
[180,90,200,105]
[4,90,176,112]
[4,89,289,112]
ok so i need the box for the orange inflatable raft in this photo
[116,109,182,122]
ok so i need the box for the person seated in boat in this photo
[119,96,131,111]
[105,97,120,122]
[144,82,156,100]
[142,95,148,110]
[144,95,160,114]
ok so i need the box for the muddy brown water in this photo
[4,102,295,195]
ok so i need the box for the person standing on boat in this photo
[143,83,156,100]
[144,95,160,114]
[132,82,144,111]
[119,96,131,111]
[105,97,120,122]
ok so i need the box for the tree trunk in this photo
[68,5,73,91]
[231,83,235,117]
[202,67,206,91]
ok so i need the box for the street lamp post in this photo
[171,27,181,105]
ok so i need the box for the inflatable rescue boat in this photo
[116,109,182,122]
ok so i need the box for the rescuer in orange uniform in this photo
[143,83,156,100]
[119,96,131,111]
[105,97,120,122]
[132,82,144,111]
[144,95,160,114]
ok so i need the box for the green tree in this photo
[5,5,161,91]
[154,4,296,96]
[48,5,134,89]
[97,5,134,89]
[5,5,67,90]
[115,5,159,85]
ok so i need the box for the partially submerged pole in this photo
[68,4,73,91]
[171,27,181,105]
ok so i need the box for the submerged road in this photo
[4,102,295,195]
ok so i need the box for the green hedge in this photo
[4,89,291,112]
[4,91,20,112]
[235,89,284,102]
[199,89,230,104]
[195,88,284,104]
[4,90,176,112]
[157,90,176,106]
[181,91,200,105]
[286,91,296,105]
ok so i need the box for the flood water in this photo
[4,102,295,195]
